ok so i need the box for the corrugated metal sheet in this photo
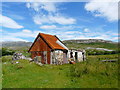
[40,33,66,50]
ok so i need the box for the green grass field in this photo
[64,42,118,50]
[1,54,118,88]
[0,60,2,89]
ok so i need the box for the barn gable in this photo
[28,33,68,52]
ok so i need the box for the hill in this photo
[1,39,118,51]
[63,39,115,44]
[63,39,118,50]
[1,41,32,47]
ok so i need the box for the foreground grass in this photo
[2,54,118,88]
[0,60,2,89]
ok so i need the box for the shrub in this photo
[86,49,119,55]
[1,56,12,62]
[1,48,15,56]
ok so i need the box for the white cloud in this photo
[65,31,82,34]
[1,29,44,42]
[1,36,28,42]
[22,29,32,33]
[112,33,120,36]
[33,14,76,25]
[26,2,57,13]
[7,30,40,38]
[85,0,118,22]
[9,14,25,20]
[1,27,118,42]
[0,29,2,32]
[49,15,76,25]
[40,25,57,29]
[84,28,90,32]
[39,25,80,31]
[26,3,31,8]
[0,14,24,29]
[111,37,119,41]
[26,2,76,25]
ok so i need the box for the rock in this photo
[12,52,32,61]
[16,62,19,64]
[36,62,43,66]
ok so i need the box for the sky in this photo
[0,0,119,42]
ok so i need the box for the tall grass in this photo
[2,54,118,88]
[67,58,118,88]
[0,60,2,89]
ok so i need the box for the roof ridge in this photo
[39,33,56,49]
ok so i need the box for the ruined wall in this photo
[51,50,68,65]
[68,50,86,62]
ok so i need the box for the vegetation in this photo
[0,60,2,89]
[64,42,118,50]
[86,49,119,55]
[1,48,15,56]
[0,47,30,57]
[63,42,119,55]
[1,54,118,88]
[1,41,119,88]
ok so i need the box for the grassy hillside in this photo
[1,54,118,88]
[63,42,118,50]
[1,41,32,47]
[1,40,118,51]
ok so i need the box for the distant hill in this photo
[1,41,32,47]
[1,39,118,51]
[63,39,118,50]
[63,39,116,44]
[1,41,32,50]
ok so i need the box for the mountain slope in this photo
[1,39,118,51]
[63,39,118,50]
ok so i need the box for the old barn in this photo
[28,33,68,64]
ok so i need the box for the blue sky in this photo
[0,1,119,42]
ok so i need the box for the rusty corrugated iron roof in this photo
[40,33,66,50]
[28,33,67,52]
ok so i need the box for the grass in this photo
[64,42,118,50]
[87,54,118,61]
[0,60,2,89]
[1,54,118,88]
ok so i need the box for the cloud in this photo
[112,33,120,36]
[1,29,43,42]
[34,14,76,25]
[0,29,2,32]
[6,29,41,38]
[0,14,24,29]
[40,25,57,29]
[84,28,90,32]
[85,0,118,22]
[22,29,32,33]
[39,25,82,31]
[1,27,118,42]
[26,2,57,13]
[26,2,76,25]
[49,15,76,25]
[9,14,25,20]
[1,36,28,42]
[111,37,119,41]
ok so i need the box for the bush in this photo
[1,48,15,56]
[68,59,118,79]
[1,56,12,62]
[86,49,119,55]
